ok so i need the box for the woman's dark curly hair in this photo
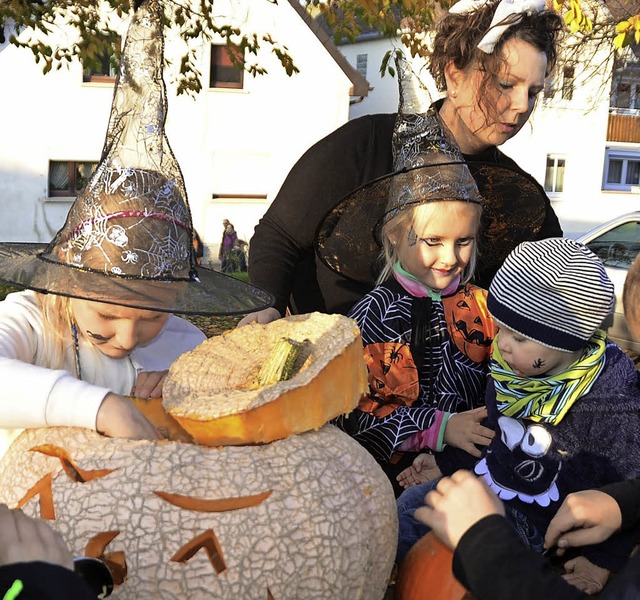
[429,2,564,118]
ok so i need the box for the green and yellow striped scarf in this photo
[491,330,607,425]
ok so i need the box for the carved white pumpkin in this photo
[0,313,397,598]
[0,425,396,599]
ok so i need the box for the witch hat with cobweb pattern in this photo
[0,0,273,316]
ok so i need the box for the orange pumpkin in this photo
[395,532,475,600]
[162,312,369,446]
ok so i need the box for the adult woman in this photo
[242,0,564,325]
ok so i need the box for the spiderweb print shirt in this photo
[333,279,495,461]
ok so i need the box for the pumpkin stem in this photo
[256,337,304,386]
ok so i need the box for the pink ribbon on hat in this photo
[65,210,191,243]
[449,0,546,53]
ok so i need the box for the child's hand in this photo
[443,407,494,457]
[96,393,162,440]
[562,556,610,595]
[397,453,442,489]
[131,370,168,399]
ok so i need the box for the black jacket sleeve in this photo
[600,478,640,532]
[248,114,395,315]
[453,515,587,600]
[0,562,97,599]
[453,479,640,600]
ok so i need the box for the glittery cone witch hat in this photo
[0,0,273,315]
[315,55,547,287]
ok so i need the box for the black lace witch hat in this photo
[0,0,273,316]
[315,56,548,287]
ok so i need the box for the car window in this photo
[584,221,640,269]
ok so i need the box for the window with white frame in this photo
[48,161,97,197]
[603,149,640,191]
[356,54,368,78]
[544,155,565,193]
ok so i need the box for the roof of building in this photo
[287,0,370,97]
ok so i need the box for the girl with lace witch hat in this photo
[318,54,552,498]
[0,0,273,458]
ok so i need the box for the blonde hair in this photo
[36,293,73,370]
[376,201,481,286]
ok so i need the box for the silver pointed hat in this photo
[0,0,273,315]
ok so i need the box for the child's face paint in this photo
[71,299,169,359]
[496,326,581,377]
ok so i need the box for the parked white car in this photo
[577,211,640,352]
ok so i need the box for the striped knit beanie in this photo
[487,237,614,351]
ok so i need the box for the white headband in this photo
[449,0,546,53]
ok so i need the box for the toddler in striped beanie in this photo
[488,236,614,373]
[474,237,640,593]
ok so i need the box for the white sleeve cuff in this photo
[46,373,111,431]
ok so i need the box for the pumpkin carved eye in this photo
[31,444,117,483]
[17,472,55,519]
[17,445,118,520]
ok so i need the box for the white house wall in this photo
[342,38,440,118]
[0,0,355,263]
[501,42,638,237]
